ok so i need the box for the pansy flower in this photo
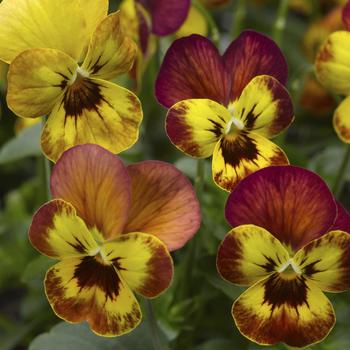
[28,144,201,336]
[316,0,350,142]
[0,0,142,162]
[155,31,294,191]
[217,166,350,347]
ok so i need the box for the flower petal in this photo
[0,0,91,63]
[29,199,98,259]
[82,11,137,80]
[217,224,289,286]
[316,31,350,95]
[124,161,201,251]
[223,30,288,101]
[225,166,337,251]
[176,5,208,38]
[155,34,230,108]
[333,95,350,143]
[342,0,350,31]
[232,275,335,347]
[102,232,173,297]
[7,48,77,118]
[41,78,142,162]
[166,99,230,158]
[294,230,350,292]
[140,0,190,36]
[51,144,131,241]
[212,132,289,192]
[45,257,141,336]
[331,201,350,232]
[233,75,294,138]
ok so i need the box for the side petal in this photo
[41,78,142,162]
[166,99,230,158]
[294,230,350,292]
[102,232,173,297]
[82,11,137,80]
[155,34,230,108]
[333,95,350,143]
[331,201,350,233]
[225,166,337,251]
[316,31,350,95]
[45,257,142,336]
[212,132,289,192]
[233,75,294,138]
[217,224,289,286]
[124,161,201,251]
[51,144,131,241]
[29,199,98,259]
[176,5,208,38]
[139,0,190,36]
[223,30,288,101]
[232,275,335,347]
[0,0,90,63]
[7,48,77,118]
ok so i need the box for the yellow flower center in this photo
[225,104,244,135]
[68,66,90,87]
[278,258,302,280]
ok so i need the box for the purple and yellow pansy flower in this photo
[0,0,142,162]
[316,0,350,142]
[217,165,350,347]
[28,144,201,336]
[155,31,294,192]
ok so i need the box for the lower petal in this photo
[41,78,142,162]
[45,257,141,336]
[212,132,289,191]
[232,275,335,347]
[333,95,350,143]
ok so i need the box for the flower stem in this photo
[231,0,247,39]
[41,118,51,200]
[193,0,220,46]
[272,0,290,46]
[146,299,165,350]
[194,158,205,198]
[332,144,350,198]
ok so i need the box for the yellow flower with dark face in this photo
[0,0,142,162]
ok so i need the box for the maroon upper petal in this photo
[223,30,288,101]
[330,201,350,233]
[343,0,350,31]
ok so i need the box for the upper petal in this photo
[166,99,230,158]
[124,161,201,251]
[225,166,337,251]
[102,232,173,297]
[233,75,294,138]
[82,11,137,80]
[0,0,91,63]
[51,144,131,241]
[342,0,350,31]
[41,78,142,162]
[212,132,289,192]
[29,199,98,259]
[139,0,190,36]
[7,48,77,118]
[217,224,289,286]
[223,30,288,101]
[45,257,141,336]
[316,31,350,95]
[232,275,335,347]
[294,230,350,292]
[331,201,350,232]
[155,34,230,108]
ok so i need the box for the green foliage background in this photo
[0,1,350,349]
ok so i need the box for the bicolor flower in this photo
[28,144,201,336]
[316,0,350,142]
[155,31,294,191]
[0,0,142,162]
[216,166,350,347]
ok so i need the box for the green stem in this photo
[193,0,220,46]
[146,299,164,350]
[231,0,247,39]
[272,0,290,46]
[332,144,350,198]
[41,118,51,200]
[194,158,205,199]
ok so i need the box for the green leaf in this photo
[0,123,41,164]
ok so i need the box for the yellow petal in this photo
[45,257,142,336]
[0,0,90,63]
[7,48,77,118]
[41,78,142,162]
[82,11,137,80]
[217,224,289,286]
[333,95,350,143]
[212,132,289,192]
[176,6,208,38]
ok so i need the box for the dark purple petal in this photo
[330,201,350,233]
